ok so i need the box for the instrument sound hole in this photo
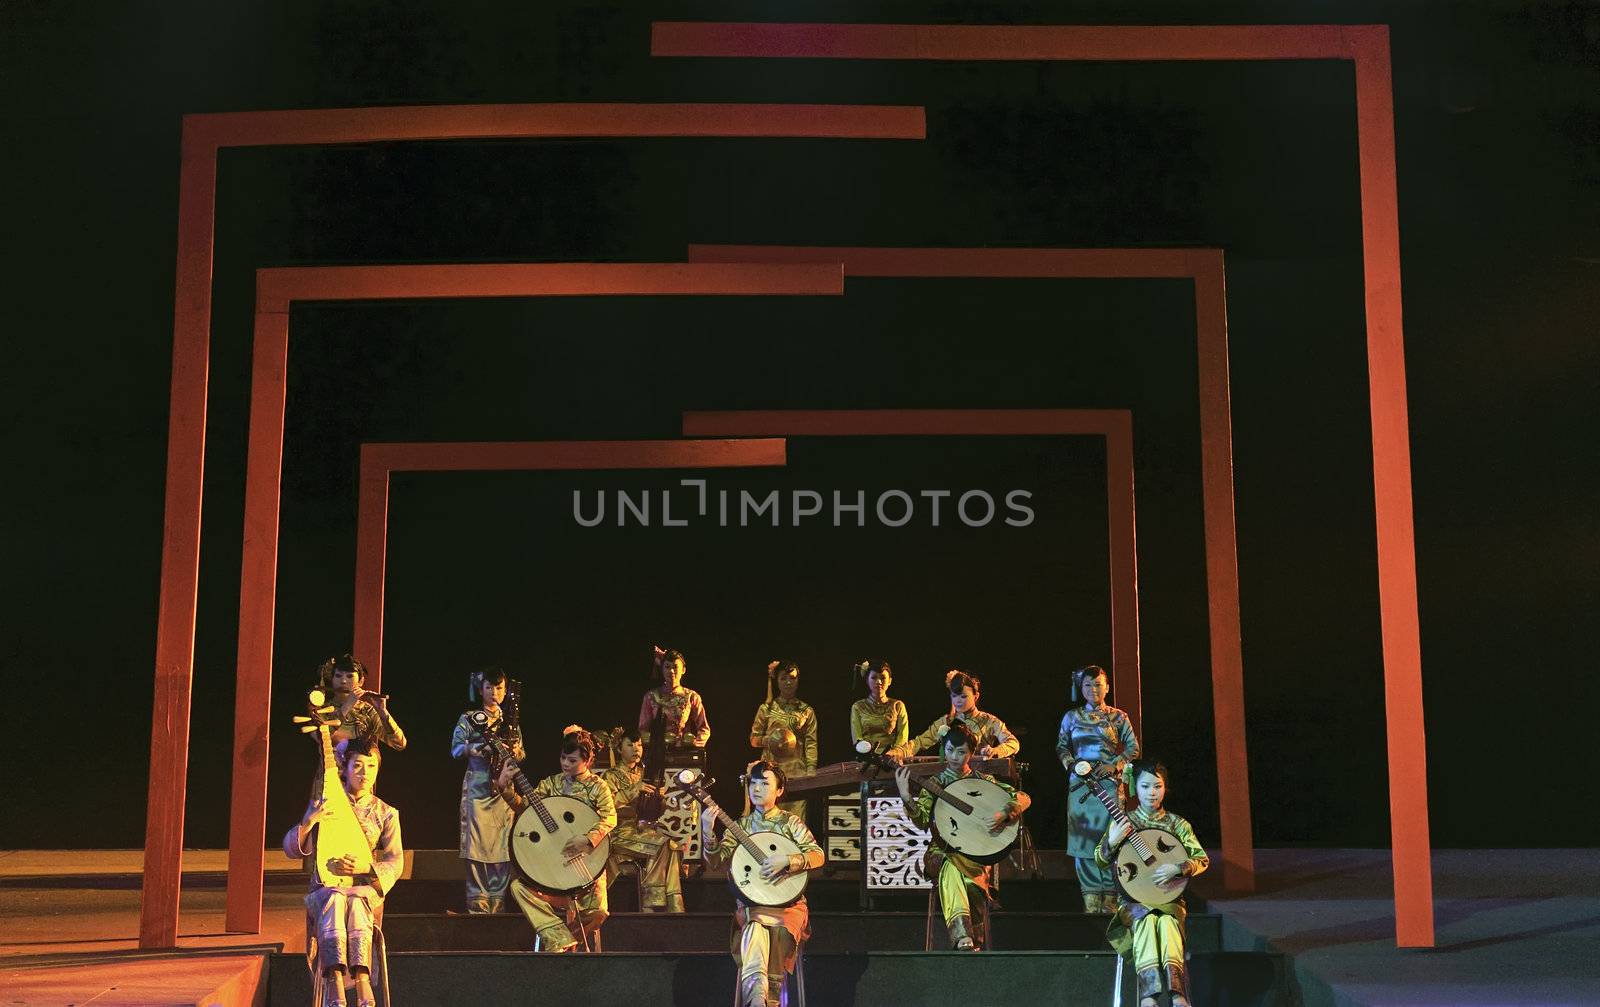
[529,832,541,843]
[563,811,575,824]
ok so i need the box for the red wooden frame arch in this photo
[683,409,1140,715]
[685,246,1251,891]
[655,24,1434,946]
[214,264,836,935]
[143,101,919,948]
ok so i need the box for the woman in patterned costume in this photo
[1057,664,1141,913]
[1097,758,1208,1007]
[700,761,825,1007]
[890,670,1019,761]
[894,722,1029,951]
[450,666,523,914]
[601,727,685,912]
[501,729,618,952]
[747,660,818,819]
[849,659,909,755]
[638,648,711,751]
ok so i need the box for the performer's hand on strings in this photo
[1152,863,1184,886]
[302,797,332,829]
[333,853,364,874]
[759,852,790,880]
[563,834,594,860]
[989,810,1011,835]
[1107,818,1130,847]
[893,764,914,802]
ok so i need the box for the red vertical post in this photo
[352,447,392,691]
[140,122,218,950]
[1104,413,1142,736]
[1190,250,1255,893]
[1350,25,1434,947]
[224,310,291,933]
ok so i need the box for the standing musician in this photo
[1057,664,1141,914]
[890,670,1018,762]
[700,762,825,1007]
[500,728,618,952]
[320,654,407,752]
[600,727,685,912]
[1097,758,1208,1007]
[284,739,403,1007]
[849,659,909,755]
[894,723,1030,951]
[450,666,523,914]
[638,647,711,755]
[747,660,818,820]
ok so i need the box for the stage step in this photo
[267,949,1289,1007]
[377,874,1123,915]
[382,910,1225,954]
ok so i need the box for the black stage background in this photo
[2,2,1596,852]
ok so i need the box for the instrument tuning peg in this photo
[292,715,312,723]
[299,724,318,734]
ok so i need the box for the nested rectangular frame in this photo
[654,21,1434,947]
[142,101,922,948]
[216,263,838,935]
[352,438,790,683]
[685,247,1250,891]
[682,409,1139,711]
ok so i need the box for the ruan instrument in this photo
[471,711,610,896]
[855,741,1020,864]
[292,689,375,887]
[1071,759,1190,907]
[675,769,810,908]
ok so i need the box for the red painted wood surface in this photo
[147,102,918,948]
[661,20,1430,945]
[685,245,1254,892]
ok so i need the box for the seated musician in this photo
[638,647,711,751]
[748,660,817,819]
[601,727,685,912]
[284,739,403,1007]
[894,723,1030,951]
[889,670,1018,762]
[319,654,407,752]
[849,659,909,755]
[499,728,618,952]
[1096,758,1208,1007]
[699,761,824,1007]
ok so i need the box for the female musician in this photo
[894,723,1029,951]
[284,739,403,1007]
[849,660,909,755]
[1057,664,1141,914]
[890,670,1018,761]
[319,654,407,752]
[638,648,710,750]
[1096,758,1208,1007]
[600,727,685,912]
[502,729,618,952]
[748,661,818,819]
[450,666,524,914]
[699,761,824,1007]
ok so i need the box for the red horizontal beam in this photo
[193,102,926,147]
[652,22,1370,61]
[255,262,844,312]
[684,408,1129,437]
[363,437,788,473]
[688,244,1206,278]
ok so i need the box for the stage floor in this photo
[2,848,1594,1005]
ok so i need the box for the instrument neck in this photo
[894,759,975,815]
[701,788,769,863]
[1088,776,1158,862]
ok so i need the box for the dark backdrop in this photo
[2,1,1596,852]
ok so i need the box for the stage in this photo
[4,848,1593,1005]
